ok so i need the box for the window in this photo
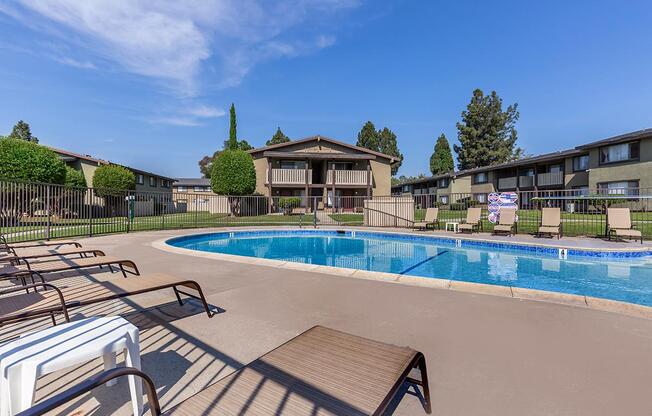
[597,180,639,196]
[599,142,639,165]
[572,155,589,172]
[161,179,170,188]
[473,172,488,184]
[402,185,410,192]
[572,186,589,196]
[474,193,487,204]
[136,174,144,185]
[439,195,449,204]
[438,178,449,188]
[332,162,353,170]
[520,168,535,177]
[548,164,562,174]
[280,160,306,170]
[149,176,157,187]
[176,186,187,192]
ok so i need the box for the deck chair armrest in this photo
[0,281,58,296]
[15,367,161,416]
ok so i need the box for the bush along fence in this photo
[1,179,651,243]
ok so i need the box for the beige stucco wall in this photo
[253,156,269,195]
[369,159,391,196]
[587,138,652,189]
[470,171,497,194]
[563,157,589,188]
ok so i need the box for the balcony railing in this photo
[266,168,312,185]
[518,175,535,188]
[326,170,370,186]
[537,171,564,187]
[498,177,517,189]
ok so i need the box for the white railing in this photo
[537,171,564,186]
[267,169,312,185]
[498,177,517,189]
[518,175,535,188]
[326,170,369,186]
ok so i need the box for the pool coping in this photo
[151,228,652,320]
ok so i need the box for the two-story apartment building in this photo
[392,128,652,200]
[172,178,213,194]
[51,146,174,194]
[248,135,397,208]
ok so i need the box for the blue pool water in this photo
[167,230,652,307]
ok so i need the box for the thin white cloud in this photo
[3,0,360,95]
[53,56,97,69]
[184,105,225,118]
[148,116,203,127]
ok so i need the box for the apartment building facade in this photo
[249,136,397,208]
[392,128,652,202]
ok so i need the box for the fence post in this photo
[394,197,398,228]
[45,184,51,240]
[313,197,317,228]
[162,196,166,230]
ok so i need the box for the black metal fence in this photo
[1,179,651,242]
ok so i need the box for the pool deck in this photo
[3,228,652,415]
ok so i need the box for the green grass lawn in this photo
[329,213,364,225]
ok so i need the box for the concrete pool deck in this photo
[2,228,652,415]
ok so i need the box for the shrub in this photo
[0,138,66,184]
[278,197,301,214]
[92,164,135,197]
[64,166,87,188]
[211,150,256,195]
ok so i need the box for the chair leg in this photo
[418,355,432,414]
[173,287,184,306]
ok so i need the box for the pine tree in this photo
[377,127,403,175]
[226,103,237,150]
[453,89,522,170]
[8,120,39,143]
[356,121,379,150]
[430,134,454,175]
[266,127,290,146]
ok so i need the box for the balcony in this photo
[498,177,517,190]
[326,170,370,186]
[518,175,535,188]
[266,168,312,185]
[537,171,564,187]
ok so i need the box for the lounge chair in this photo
[0,256,140,282]
[537,208,562,239]
[414,207,439,230]
[0,235,81,251]
[492,208,517,236]
[0,272,214,327]
[0,247,105,263]
[607,208,643,244]
[19,326,431,416]
[458,207,482,233]
[291,207,307,215]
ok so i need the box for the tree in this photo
[92,165,135,198]
[391,174,426,186]
[377,127,403,175]
[210,150,256,196]
[266,127,290,146]
[0,138,65,183]
[8,120,39,143]
[453,89,522,170]
[430,134,455,175]
[356,122,403,175]
[64,166,87,188]
[356,121,379,150]
[226,103,237,150]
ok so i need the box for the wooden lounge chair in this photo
[458,207,482,233]
[414,207,439,230]
[0,235,81,251]
[291,207,307,215]
[0,272,214,327]
[0,247,105,263]
[492,208,517,236]
[0,256,140,281]
[537,207,562,239]
[19,326,431,416]
[607,208,643,244]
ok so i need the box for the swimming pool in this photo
[167,230,652,307]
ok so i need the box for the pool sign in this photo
[487,192,518,224]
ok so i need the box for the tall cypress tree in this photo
[430,134,455,175]
[227,103,237,150]
[453,89,522,170]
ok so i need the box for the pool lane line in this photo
[399,250,449,275]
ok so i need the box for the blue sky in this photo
[0,0,651,178]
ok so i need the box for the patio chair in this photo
[537,207,562,239]
[291,207,307,215]
[0,247,105,263]
[458,207,482,233]
[0,255,140,282]
[0,235,82,251]
[607,208,643,244]
[19,326,431,416]
[414,207,440,230]
[0,272,214,327]
[492,208,517,236]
